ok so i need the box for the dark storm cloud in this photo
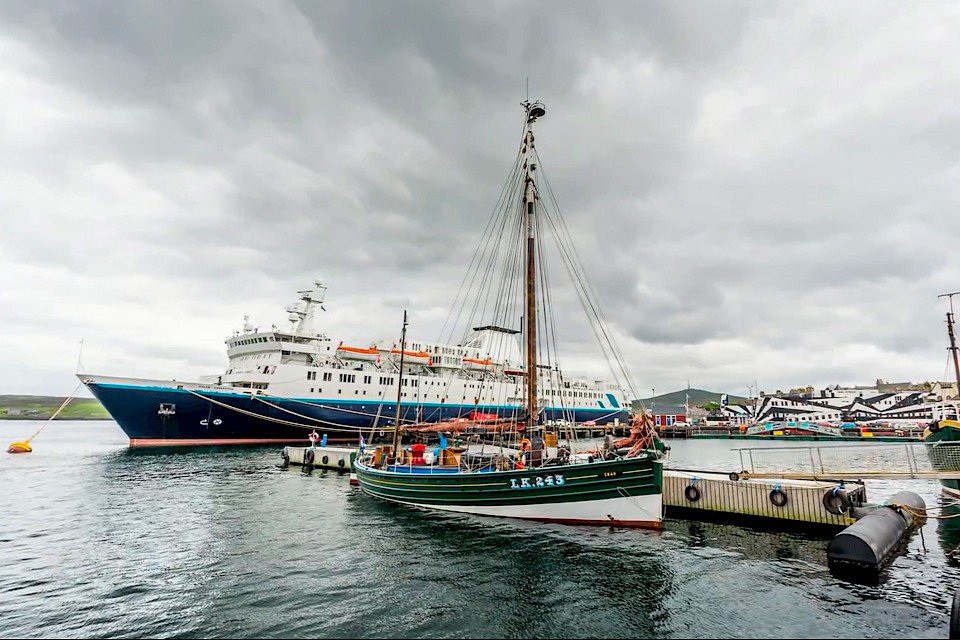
[1,0,958,397]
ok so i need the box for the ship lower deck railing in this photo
[732,440,960,481]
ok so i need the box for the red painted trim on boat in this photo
[128,437,353,447]
[529,516,662,530]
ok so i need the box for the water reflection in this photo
[2,422,957,639]
[345,495,677,638]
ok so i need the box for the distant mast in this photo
[522,100,546,430]
[939,291,960,397]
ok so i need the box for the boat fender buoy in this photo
[281,446,290,466]
[378,431,385,437]
[322,455,329,465]
[338,458,346,469]
[304,448,315,465]
[728,472,740,482]
[684,484,701,502]
[7,440,32,454]
[770,487,788,508]
[822,486,851,516]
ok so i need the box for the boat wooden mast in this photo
[522,100,545,432]
[390,309,408,459]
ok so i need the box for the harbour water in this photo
[1,421,955,639]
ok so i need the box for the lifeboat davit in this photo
[390,349,432,366]
[463,357,494,372]
[337,344,380,362]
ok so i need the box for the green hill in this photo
[0,395,110,420]
[633,388,749,408]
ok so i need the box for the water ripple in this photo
[0,422,953,638]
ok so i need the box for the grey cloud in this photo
[2,0,959,397]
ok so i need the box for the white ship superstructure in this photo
[208,280,629,416]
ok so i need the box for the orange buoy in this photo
[7,440,32,454]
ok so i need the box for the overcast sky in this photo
[2,0,960,400]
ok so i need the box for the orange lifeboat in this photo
[390,349,432,366]
[336,343,380,362]
[463,357,494,372]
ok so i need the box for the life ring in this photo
[684,485,701,502]
[770,488,788,508]
[338,459,346,469]
[728,472,740,482]
[822,488,851,516]
[520,438,531,450]
[321,455,329,465]
[304,448,315,465]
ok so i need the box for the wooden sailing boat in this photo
[923,290,960,496]
[353,100,664,528]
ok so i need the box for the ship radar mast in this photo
[283,279,328,335]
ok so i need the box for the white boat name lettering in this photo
[510,474,565,489]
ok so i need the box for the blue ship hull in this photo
[87,381,629,447]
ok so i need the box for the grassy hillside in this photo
[0,395,110,420]
[634,388,750,407]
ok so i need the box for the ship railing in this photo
[731,440,960,481]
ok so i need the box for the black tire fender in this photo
[770,488,788,508]
[823,488,851,516]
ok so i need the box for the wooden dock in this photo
[663,469,867,532]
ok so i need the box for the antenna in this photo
[526,77,529,102]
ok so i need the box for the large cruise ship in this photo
[79,280,630,446]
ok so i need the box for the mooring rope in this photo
[184,389,367,433]
[281,395,422,424]
[252,395,398,432]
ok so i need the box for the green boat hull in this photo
[354,454,664,528]
[923,420,960,496]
